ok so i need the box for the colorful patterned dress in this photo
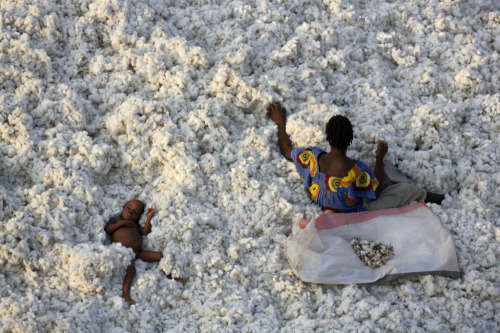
[292,147,379,213]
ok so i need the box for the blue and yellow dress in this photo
[292,147,379,213]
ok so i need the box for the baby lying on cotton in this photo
[105,199,186,305]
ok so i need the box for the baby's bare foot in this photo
[123,294,137,305]
[164,272,187,285]
[174,277,187,285]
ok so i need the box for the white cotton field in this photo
[0,0,499,331]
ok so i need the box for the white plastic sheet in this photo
[286,202,460,284]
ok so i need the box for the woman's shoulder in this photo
[354,160,373,172]
[291,147,325,160]
[311,147,326,154]
[292,146,325,152]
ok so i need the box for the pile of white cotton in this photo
[0,0,498,331]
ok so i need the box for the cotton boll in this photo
[287,121,325,148]
[227,244,240,260]
[88,143,112,175]
[198,153,220,174]
[454,69,481,88]
[53,243,134,294]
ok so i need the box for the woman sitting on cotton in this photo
[266,102,444,213]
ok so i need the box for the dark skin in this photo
[105,199,187,305]
[266,102,444,203]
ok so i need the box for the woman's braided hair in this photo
[326,115,353,153]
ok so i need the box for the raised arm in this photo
[138,208,154,236]
[373,140,388,197]
[266,102,293,161]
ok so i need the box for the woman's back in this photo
[318,153,357,179]
[292,147,379,213]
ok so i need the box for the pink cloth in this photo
[299,202,427,230]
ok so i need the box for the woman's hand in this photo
[376,140,388,160]
[266,102,287,127]
[266,102,293,161]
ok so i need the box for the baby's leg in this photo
[123,260,137,305]
[136,250,163,262]
[137,251,188,284]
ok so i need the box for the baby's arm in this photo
[105,217,137,234]
[138,208,154,236]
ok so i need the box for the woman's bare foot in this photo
[425,192,445,204]
[376,140,388,159]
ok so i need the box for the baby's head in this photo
[326,115,353,154]
[121,199,145,221]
